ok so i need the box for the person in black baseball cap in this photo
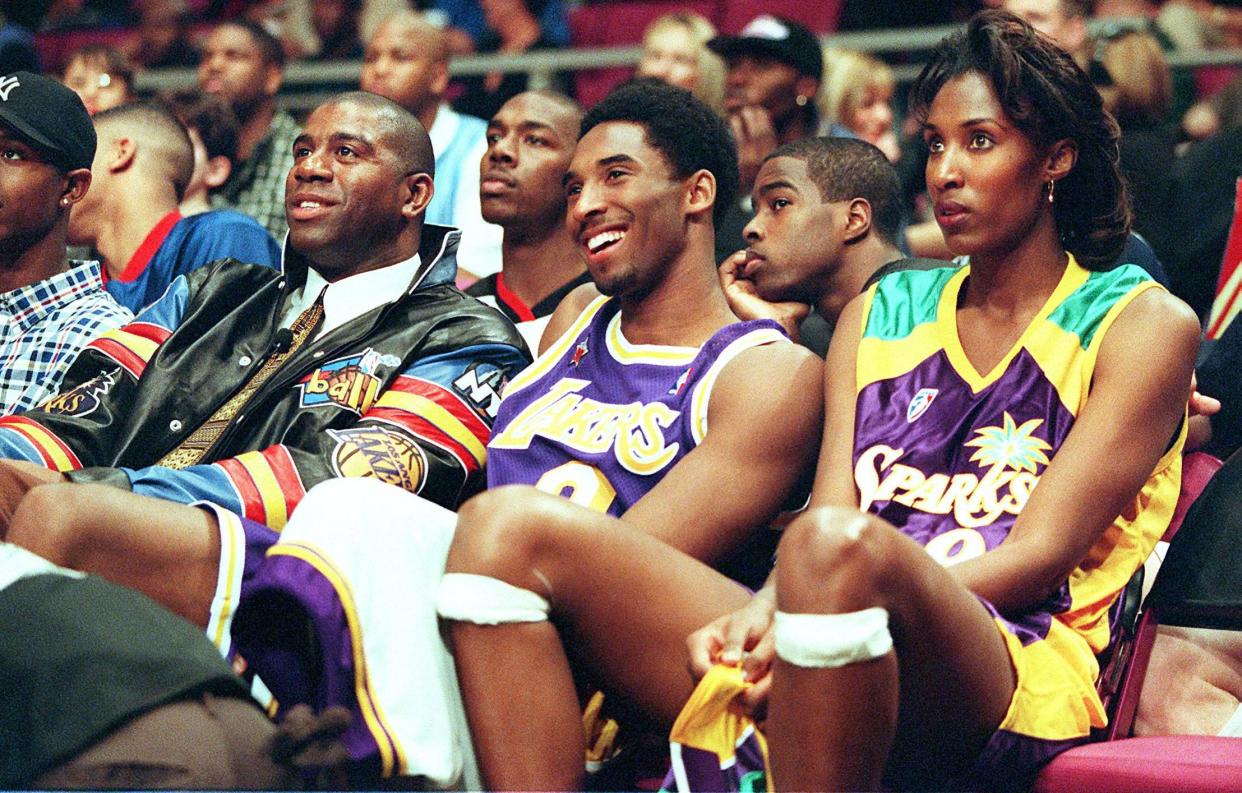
[707,16,824,260]
[0,71,97,174]
[0,69,130,415]
[0,70,96,287]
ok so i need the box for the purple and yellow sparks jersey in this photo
[487,296,787,516]
[854,257,1183,741]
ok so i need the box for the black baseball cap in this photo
[0,71,96,172]
[709,15,824,82]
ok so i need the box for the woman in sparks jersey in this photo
[714,10,1200,790]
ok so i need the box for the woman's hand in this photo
[686,588,778,714]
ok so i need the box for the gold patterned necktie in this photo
[156,296,325,470]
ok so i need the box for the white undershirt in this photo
[281,253,423,340]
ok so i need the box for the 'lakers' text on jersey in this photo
[854,257,1184,745]
[487,296,788,516]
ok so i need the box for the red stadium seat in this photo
[715,0,843,35]
[1034,451,1242,792]
[568,0,718,108]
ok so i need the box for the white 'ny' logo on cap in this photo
[0,76,20,101]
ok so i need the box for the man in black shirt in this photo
[466,91,589,344]
[720,136,934,355]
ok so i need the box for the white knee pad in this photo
[435,572,550,625]
[774,607,893,668]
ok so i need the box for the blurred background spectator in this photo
[635,11,724,116]
[818,48,899,162]
[428,0,568,54]
[125,0,198,68]
[197,19,296,240]
[361,9,502,278]
[1095,29,1177,250]
[60,42,133,114]
[158,87,241,216]
[239,0,318,60]
[309,0,363,59]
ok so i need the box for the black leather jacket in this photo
[0,226,530,526]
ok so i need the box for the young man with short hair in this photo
[720,136,935,350]
[69,101,280,312]
[466,90,589,345]
[438,81,824,789]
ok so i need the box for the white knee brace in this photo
[774,607,893,668]
[435,572,550,625]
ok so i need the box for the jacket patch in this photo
[40,368,121,418]
[452,363,506,419]
[297,349,391,414]
[328,425,427,492]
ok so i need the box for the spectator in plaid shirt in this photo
[199,20,299,242]
[0,72,131,414]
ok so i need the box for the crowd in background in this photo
[0,0,1239,788]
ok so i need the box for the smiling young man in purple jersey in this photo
[173,80,823,786]
[435,80,824,790]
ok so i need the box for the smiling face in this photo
[479,93,579,232]
[563,121,688,298]
[923,71,1054,261]
[742,156,845,305]
[285,99,424,280]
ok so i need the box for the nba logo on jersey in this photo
[906,388,938,423]
[669,367,694,395]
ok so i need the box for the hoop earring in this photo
[1047,180,1056,204]
[795,94,808,107]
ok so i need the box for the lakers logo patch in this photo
[41,368,120,417]
[297,348,391,414]
[328,426,427,492]
[906,388,938,423]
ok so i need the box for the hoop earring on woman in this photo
[1047,179,1056,204]
[795,94,808,107]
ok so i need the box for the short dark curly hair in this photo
[910,10,1129,270]
[581,78,738,226]
[767,137,903,247]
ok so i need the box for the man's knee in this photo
[451,486,571,577]
[776,507,893,610]
[7,483,91,565]
[0,460,63,536]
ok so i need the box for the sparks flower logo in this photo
[964,412,1052,473]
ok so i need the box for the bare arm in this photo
[621,342,824,563]
[951,289,1200,613]
[537,282,602,355]
[809,294,867,509]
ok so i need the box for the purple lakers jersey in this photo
[487,296,788,516]
[854,256,1184,742]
